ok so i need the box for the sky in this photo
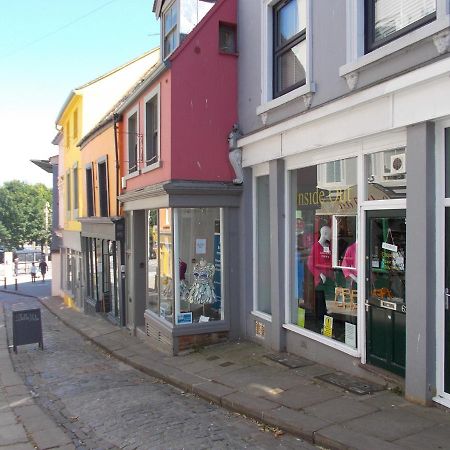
[0,0,160,188]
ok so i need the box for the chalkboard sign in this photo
[12,308,43,353]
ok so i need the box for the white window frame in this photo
[85,163,95,217]
[252,163,272,322]
[142,85,161,174]
[162,0,180,60]
[340,0,450,78]
[73,162,79,219]
[124,105,140,181]
[258,0,315,116]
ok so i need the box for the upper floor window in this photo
[145,94,159,167]
[66,171,71,213]
[219,23,237,54]
[365,0,436,52]
[73,109,79,141]
[73,165,79,213]
[85,166,94,217]
[65,120,70,148]
[127,111,138,174]
[273,0,307,98]
[98,160,109,217]
[164,1,178,58]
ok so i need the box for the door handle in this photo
[445,288,450,310]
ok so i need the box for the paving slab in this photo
[315,424,404,450]
[342,408,436,441]
[192,380,237,403]
[393,423,450,449]
[0,423,28,446]
[262,406,331,441]
[31,427,73,449]
[0,410,18,426]
[222,391,279,419]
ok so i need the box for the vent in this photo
[390,154,406,175]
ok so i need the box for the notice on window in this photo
[196,238,207,254]
[345,322,357,348]
[382,242,397,253]
[323,315,333,338]
[297,308,305,328]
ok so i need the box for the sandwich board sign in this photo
[12,307,43,353]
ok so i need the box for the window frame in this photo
[143,85,160,173]
[273,0,307,98]
[66,170,71,217]
[364,0,437,53]
[163,0,179,59]
[125,106,139,177]
[73,163,79,218]
[85,164,95,217]
[97,156,109,218]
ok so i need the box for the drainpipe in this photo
[113,113,122,216]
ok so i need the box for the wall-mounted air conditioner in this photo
[390,154,406,175]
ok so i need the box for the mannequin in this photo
[341,242,357,283]
[307,225,333,321]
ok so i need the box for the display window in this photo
[289,157,358,348]
[146,207,223,325]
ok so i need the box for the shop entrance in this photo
[366,210,406,377]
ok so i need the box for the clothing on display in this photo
[187,260,216,305]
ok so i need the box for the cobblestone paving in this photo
[1,293,316,450]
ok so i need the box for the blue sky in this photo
[0,0,160,187]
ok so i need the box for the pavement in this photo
[3,278,450,449]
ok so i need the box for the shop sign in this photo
[12,308,43,353]
[382,242,398,252]
[323,315,333,338]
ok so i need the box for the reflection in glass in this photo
[366,148,407,200]
[180,1,216,42]
[291,157,358,347]
[159,209,174,323]
[147,210,160,315]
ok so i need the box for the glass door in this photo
[366,210,406,376]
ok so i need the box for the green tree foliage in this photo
[0,181,52,250]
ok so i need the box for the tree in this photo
[0,181,52,251]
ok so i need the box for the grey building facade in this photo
[237,0,450,407]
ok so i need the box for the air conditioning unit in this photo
[390,154,406,175]
[121,177,126,189]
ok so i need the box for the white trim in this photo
[259,0,314,113]
[253,162,270,177]
[342,0,450,76]
[361,199,407,210]
[435,118,450,400]
[125,105,140,176]
[251,310,273,323]
[141,161,161,174]
[283,323,360,357]
[143,84,161,169]
[123,170,140,182]
[162,0,180,60]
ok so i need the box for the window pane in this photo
[147,209,159,315]
[128,113,137,173]
[291,157,358,348]
[277,40,306,93]
[277,0,306,46]
[177,208,222,324]
[366,148,407,200]
[374,0,436,42]
[145,97,158,165]
[256,176,271,315]
[159,209,174,323]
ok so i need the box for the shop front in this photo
[120,181,242,354]
[250,133,409,382]
[80,218,125,325]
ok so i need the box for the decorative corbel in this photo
[433,30,450,55]
[344,71,359,91]
[260,112,268,126]
[303,92,314,109]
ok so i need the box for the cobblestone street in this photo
[1,292,314,450]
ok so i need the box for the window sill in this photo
[282,323,359,357]
[257,83,316,115]
[340,16,450,78]
[123,170,141,181]
[141,161,161,174]
[251,310,272,323]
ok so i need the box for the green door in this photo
[366,211,406,377]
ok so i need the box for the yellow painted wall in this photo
[57,95,84,232]
[80,124,119,217]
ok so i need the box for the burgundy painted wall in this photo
[170,0,237,182]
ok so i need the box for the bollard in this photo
[15,278,18,291]
[4,278,6,289]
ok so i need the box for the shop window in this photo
[127,112,138,174]
[365,0,436,52]
[98,160,109,217]
[219,23,237,54]
[147,209,160,316]
[255,176,271,315]
[176,208,222,324]
[145,95,159,167]
[273,0,307,98]
[290,157,358,348]
[85,167,94,216]
[366,148,407,200]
